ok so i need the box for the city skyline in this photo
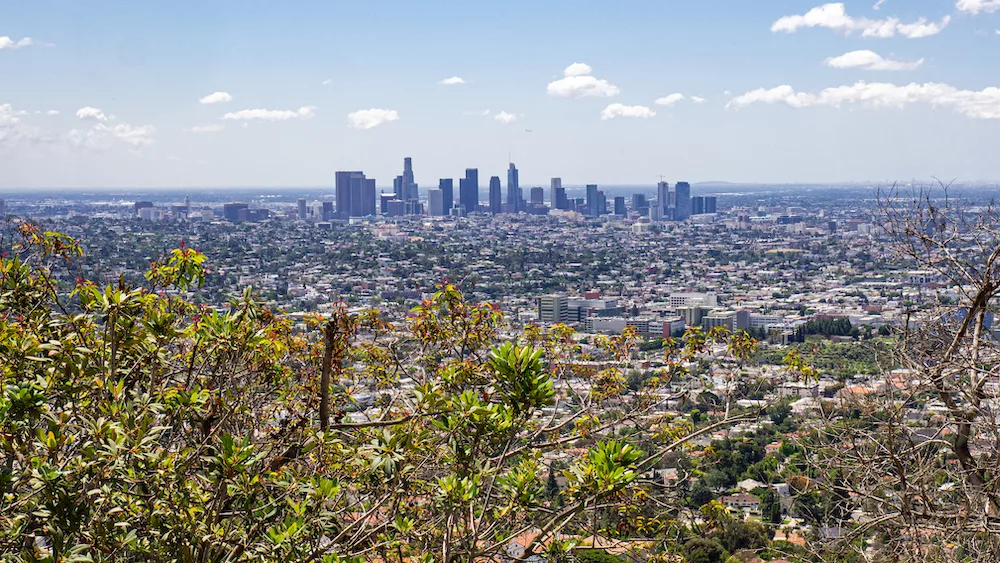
[3,1,1000,188]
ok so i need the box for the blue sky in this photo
[1,0,999,188]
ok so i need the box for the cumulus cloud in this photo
[562,62,593,77]
[0,103,53,149]
[772,3,950,38]
[493,111,518,124]
[691,96,708,104]
[601,103,655,120]
[825,50,924,70]
[655,93,685,107]
[439,76,465,85]
[726,81,1000,119]
[199,91,232,104]
[347,108,399,129]
[222,106,316,121]
[957,0,1000,14]
[190,123,224,134]
[547,63,620,98]
[0,36,46,50]
[68,122,156,151]
[76,107,108,121]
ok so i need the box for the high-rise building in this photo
[363,178,376,216]
[322,201,334,221]
[506,163,519,213]
[586,184,600,217]
[134,201,154,215]
[597,190,607,215]
[692,196,705,215]
[550,178,562,208]
[537,295,570,324]
[379,193,395,215]
[183,195,191,212]
[704,196,717,214]
[393,176,404,202]
[402,157,416,201]
[0,199,5,216]
[489,176,502,214]
[674,181,692,221]
[428,188,445,216]
[530,187,544,205]
[460,169,478,212]
[656,181,671,220]
[614,196,626,216]
[223,203,249,222]
[336,171,364,217]
[438,179,454,214]
[632,194,648,216]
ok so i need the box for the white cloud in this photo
[0,36,46,50]
[601,103,655,120]
[0,103,53,149]
[691,96,708,104]
[548,76,620,98]
[347,108,399,129]
[199,91,232,104]
[190,123,224,134]
[439,76,465,85]
[772,3,950,38]
[46,109,59,116]
[493,111,518,124]
[563,62,593,77]
[825,50,924,70]
[957,0,1000,14]
[873,0,887,9]
[76,107,108,121]
[222,106,316,121]
[655,93,685,107]
[727,81,1000,119]
[547,63,620,98]
[322,78,332,86]
[67,122,156,151]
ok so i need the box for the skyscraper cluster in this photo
[332,157,711,222]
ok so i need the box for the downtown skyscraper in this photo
[506,163,519,213]
[460,168,478,213]
[438,178,454,214]
[489,176,502,214]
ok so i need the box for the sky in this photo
[2,0,1000,189]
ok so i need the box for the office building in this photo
[336,171,364,217]
[402,157,417,201]
[223,202,249,222]
[322,201,334,221]
[297,198,307,220]
[428,188,445,217]
[537,295,569,324]
[550,178,563,209]
[692,196,705,215]
[631,194,648,216]
[460,168,478,212]
[489,176,502,214]
[0,199,5,216]
[439,179,454,214]
[704,196,717,214]
[614,196,626,216]
[530,187,544,205]
[586,184,599,217]
[363,178,376,216]
[506,163,519,213]
[379,193,395,215]
[393,176,404,202]
[134,201,154,215]
[674,181,691,221]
